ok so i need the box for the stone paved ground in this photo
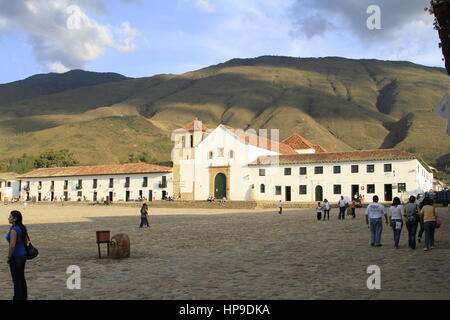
[0,204,449,300]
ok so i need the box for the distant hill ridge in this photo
[0,69,129,106]
[0,56,448,172]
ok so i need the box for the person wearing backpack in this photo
[6,210,29,300]
[404,195,419,249]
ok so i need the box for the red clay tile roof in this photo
[282,134,326,152]
[222,125,298,155]
[18,162,173,179]
[250,149,431,171]
[0,172,19,180]
[174,119,209,133]
[313,145,327,153]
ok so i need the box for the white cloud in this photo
[48,61,70,73]
[195,0,215,13]
[114,21,139,52]
[0,0,138,72]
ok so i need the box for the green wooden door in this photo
[214,173,227,199]
[315,185,323,202]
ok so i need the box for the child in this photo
[323,199,330,220]
[316,202,323,221]
[351,200,356,219]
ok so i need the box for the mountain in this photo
[0,69,128,106]
[0,56,449,170]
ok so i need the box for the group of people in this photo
[314,197,357,221]
[4,191,442,301]
[207,196,227,203]
[365,195,439,251]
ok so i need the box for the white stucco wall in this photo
[191,126,281,200]
[250,159,429,203]
[20,173,173,202]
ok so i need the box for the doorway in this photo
[109,191,114,202]
[51,192,55,201]
[285,186,291,202]
[214,173,227,199]
[162,190,167,200]
[149,190,153,201]
[93,192,97,202]
[125,191,130,202]
[351,185,359,199]
[315,185,323,202]
[384,184,392,202]
[38,193,41,201]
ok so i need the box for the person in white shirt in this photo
[365,195,389,246]
[278,200,282,215]
[388,197,404,249]
[316,202,323,221]
[323,199,331,221]
[337,196,348,220]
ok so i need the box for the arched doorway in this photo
[315,185,323,202]
[214,173,227,199]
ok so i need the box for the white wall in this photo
[20,173,173,202]
[250,159,425,203]
[0,180,20,200]
[191,126,281,200]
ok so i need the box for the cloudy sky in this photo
[0,0,442,83]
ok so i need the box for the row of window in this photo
[260,183,407,195]
[259,164,393,176]
[0,181,12,188]
[24,176,167,190]
[208,148,234,160]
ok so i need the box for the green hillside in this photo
[0,56,449,171]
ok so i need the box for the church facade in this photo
[171,119,434,202]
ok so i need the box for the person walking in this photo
[404,195,419,249]
[6,210,29,300]
[323,199,331,221]
[316,202,323,221]
[139,203,150,228]
[417,195,426,243]
[388,197,404,249]
[338,196,347,220]
[365,195,389,247]
[420,198,438,251]
[351,199,356,219]
[278,200,282,215]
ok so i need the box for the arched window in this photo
[208,151,213,160]
[260,184,265,193]
[229,150,234,159]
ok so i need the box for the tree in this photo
[34,149,79,168]
[126,151,156,163]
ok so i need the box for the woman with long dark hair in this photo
[6,210,29,300]
[420,198,438,251]
[388,197,404,249]
[140,203,150,228]
[404,196,419,249]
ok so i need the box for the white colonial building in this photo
[17,163,173,202]
[171,119,433,203]
[15,119,434,203]
[0,172,20,201]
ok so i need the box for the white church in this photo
[17,119,433,203]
